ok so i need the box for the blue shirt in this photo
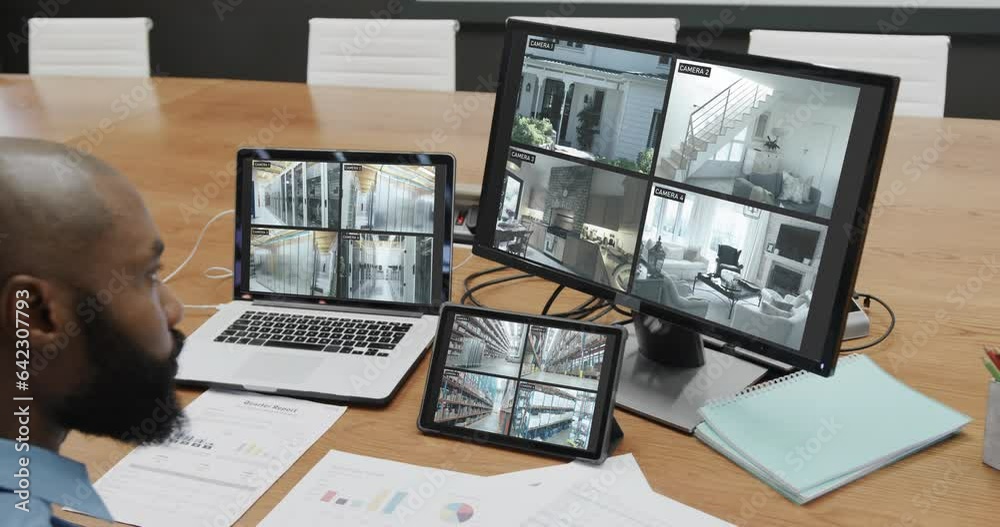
[0,438,113,526]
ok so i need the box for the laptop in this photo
[177,148,455,405]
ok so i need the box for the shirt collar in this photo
[0,438,113,522]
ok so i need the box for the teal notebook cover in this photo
[698,354,970,495]
[694,422,955,504]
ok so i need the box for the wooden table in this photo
[2,75,997,526]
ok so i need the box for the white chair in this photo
[29,18,153,77]
[510,17,678,43]
[748,30,950,118]
[307,18,459,92]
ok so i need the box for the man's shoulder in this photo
[0,489,58,527]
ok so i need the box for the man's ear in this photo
[1,275,75,345]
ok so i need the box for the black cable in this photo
[550,297,602,319]
[586,304,615,321]
[462,265,508,292]
[460,265,512,306]
[840,292,896,352]
[612,305,632,318]
[461,273,532,306]
[459,264,611,320]
[540,284,565,315]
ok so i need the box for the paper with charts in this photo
[260,450,733,527]
[71,389,345,527]
[259,450,493,527]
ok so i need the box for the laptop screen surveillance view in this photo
[492,33,865,353]
[434,313,607,450]
[247,160,438,306]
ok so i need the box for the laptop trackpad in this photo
[235,353,321,385]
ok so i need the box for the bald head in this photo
[0,139,188,452]
[0,138,144,282]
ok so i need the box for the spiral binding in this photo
[703,354,862,410]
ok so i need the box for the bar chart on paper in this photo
[260,450,488,526]
[76,390,346,527]
[317,488,412,514]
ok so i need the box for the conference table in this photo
[2,75,998,526]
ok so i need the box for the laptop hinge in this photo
[252,300,424,319]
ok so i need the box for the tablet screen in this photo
[421,305,624,459]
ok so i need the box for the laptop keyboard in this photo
[213,310,412,357]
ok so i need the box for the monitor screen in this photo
[235,150,454,313]
[474,22,897,375]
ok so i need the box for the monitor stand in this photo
[613,314,771,434]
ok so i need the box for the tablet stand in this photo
[608,417,624,454]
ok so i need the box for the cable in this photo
[585,304,615,321]
[203,266,233,279]
[459,264,614,320]
[461,273,533,306]
[453,252,475,272]
[840,292,896,352]
[551,296,602,319]
[163,209,235,284]
[461,265,511,306]
[612,305,632,318]
[540,285,565,315]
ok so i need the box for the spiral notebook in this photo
[694,354,970,504]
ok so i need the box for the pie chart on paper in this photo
[440,502,475,523]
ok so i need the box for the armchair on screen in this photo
[715,245,743,278]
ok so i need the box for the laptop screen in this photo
[234,150,454,314]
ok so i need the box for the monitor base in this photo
[633,313,706,367]
[614,319,769,434]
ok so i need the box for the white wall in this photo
[659,60,744,156]
[615,81,665,162]
[592,46,666,74]
[764,83,859,209]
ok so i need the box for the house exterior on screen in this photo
[514,38,670,166]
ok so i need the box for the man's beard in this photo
[51,295,187,445]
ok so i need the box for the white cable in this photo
[453,252,475,271]
[203,266,233,279]
[163,209,235,284]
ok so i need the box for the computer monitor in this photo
[473,20,898,390]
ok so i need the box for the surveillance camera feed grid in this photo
[436,314,608,449]
[489,33,870,354]
[511,35,671,175]
[247,160,437,305]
